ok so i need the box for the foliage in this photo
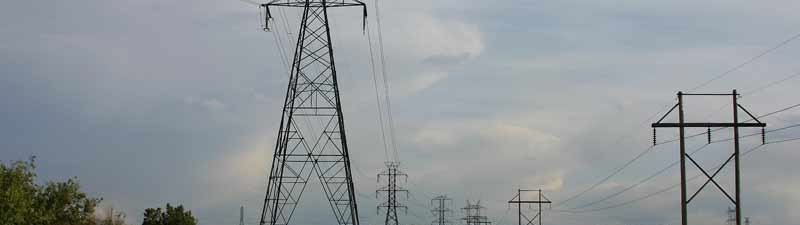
[142,203,197,225]
[0,157,101,225]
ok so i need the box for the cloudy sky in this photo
[3,0,800,225]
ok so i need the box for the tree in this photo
[0,158,38,225]
[142,203,197,225]
[0,157,101,225]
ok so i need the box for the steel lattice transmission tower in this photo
[727,207,736,225]
[257,1,367,225]
[377,162,408,225]
[430,195,453,225]
[461,201,491,225]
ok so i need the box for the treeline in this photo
[0,157,197,225]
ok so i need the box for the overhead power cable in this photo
[700,70,800,121]
[688,31,800,92]
[555,137,799,214]
[372,0,401,162]
[568,144,711,210]
[741,71,800,96]
[656,102,800,145]
[569,121,800,210]
[366,21,391,162]
[555,31,800,208]
[556,101,800,209]
[554,145,657,208]
[558,122,800,213]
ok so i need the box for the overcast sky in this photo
[3,0,800,225]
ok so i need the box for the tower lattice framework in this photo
[431,195,452,225]
[258,1,366,225]
[377,162,408,225]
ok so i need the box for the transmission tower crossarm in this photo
[260,0,367,31]
[652,123,765,128]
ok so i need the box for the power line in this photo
[556,101,800,209]
[365,20,391,162]
[688,31,800,92]
[556,50,800,208]
[558,128,800,213]
[553,145,657,208]
[371,0,400,161]
[741,71,800,96]
[700,70,800,121]
[568,144,711,210]
[569,120,800,211]
[656,102,800,145]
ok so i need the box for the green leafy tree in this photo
[0,158,38,224]
[142,203,197,225]
[0,157,101,225]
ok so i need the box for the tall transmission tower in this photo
[461,201,491,225]
[430,195,453,225]
[652,90,766,225]
[257,1,367,225]
[377,162,408,225]
[508,190,551,225]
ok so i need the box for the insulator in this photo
[707,127,711,144]
[652,128,657,146]
[762,128,766,144]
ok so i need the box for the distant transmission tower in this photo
[461,201,491,225]
[377,162,408,225]
[257,1,367,225]
[431,195,453,225]
[508,189,551,225]
[241,206,245,225]
[726,207,736,225]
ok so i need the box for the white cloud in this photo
[381,13,485,94]
[405,14,484,59]
[524,170,565,191]
[413,119,559,154]
[199,134,272,208]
